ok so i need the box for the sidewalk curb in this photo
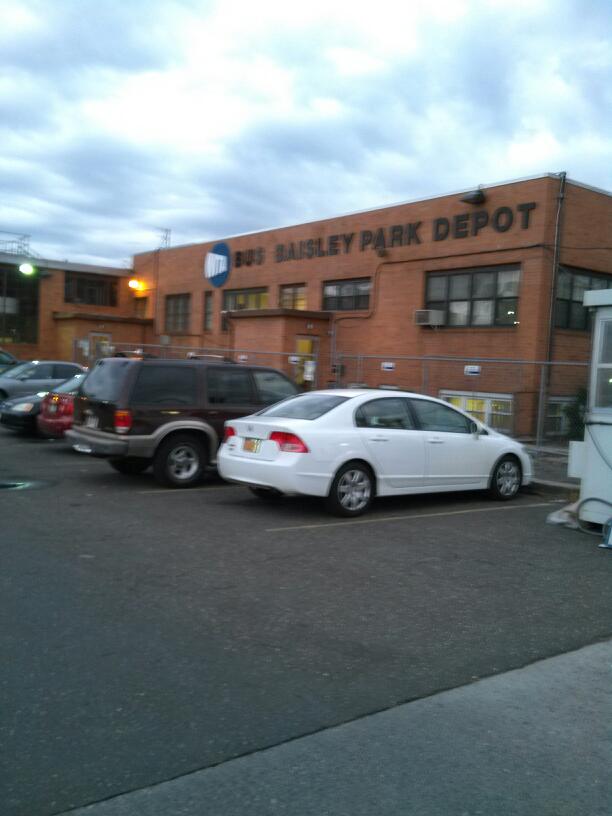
[528,479,579,498]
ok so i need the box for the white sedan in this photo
[217,389,533,516]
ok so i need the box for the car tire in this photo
[489,455,522,501]
[249,486,283,501]
[109,457,151,475]
[153,433,208,488]
[326,461,374,517]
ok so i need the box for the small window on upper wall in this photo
[425,266,520,328]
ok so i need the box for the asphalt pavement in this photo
[1,429,610,816]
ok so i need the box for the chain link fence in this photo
[334,353,588,447]
[72,339,320,389]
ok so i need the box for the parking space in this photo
[2,429,612,816]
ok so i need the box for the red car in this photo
[37,373,86,437]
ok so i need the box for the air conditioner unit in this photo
[414,309,445,326]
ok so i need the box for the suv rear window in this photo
[259,394,348,420]
[81,359,131,402]
[131,365,197,406]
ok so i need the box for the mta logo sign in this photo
[204,242,231,287]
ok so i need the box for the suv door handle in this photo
[427,437,444,444]
[369,436,389,442]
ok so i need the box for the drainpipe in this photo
[535,171,566,448]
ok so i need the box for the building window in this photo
[322,278,371,311]
[555,266,612,331]
[0,263,39,343]
[65,272,118,306]
[545,398,572,436]
[133,297,148,318]
[222,288,268,330]
[203,291,213,331]
[426,266,520,327]
[440,391,514,434]
[279,284,307,310]
[165,293,191,333]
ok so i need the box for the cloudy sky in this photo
[1,0,610,267]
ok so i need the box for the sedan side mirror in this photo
[470,420,480,436]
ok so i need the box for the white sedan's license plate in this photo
[243,437,262,454]
[85,415,99,429]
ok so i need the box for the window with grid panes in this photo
[426,266,520,327]
[203,291,213,330]
[222,288,268,330]
[65,272,118,307]
[164,293,191,333]
[440,391,513,434]
[322,278,371,311]
[279,284,307,310]
[554,266,612,331]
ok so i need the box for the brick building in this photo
[130,173,611,437]
[3,173,610,437]
[0,253,151,362]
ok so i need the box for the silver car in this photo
[0,360,85,400]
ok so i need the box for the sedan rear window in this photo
[259,394,349,420]
[81,359,131,402]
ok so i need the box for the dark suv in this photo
[66,358,298,487]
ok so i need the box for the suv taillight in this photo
[114,410,132,434]
[223,425,236,443]
[269,431,309,453]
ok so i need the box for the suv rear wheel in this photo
[153,433,208,488]
[109,457,151,475]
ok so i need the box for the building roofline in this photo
[52,312,152,324]
[134,172,612,258]
[0,252,132,276]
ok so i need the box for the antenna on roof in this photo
[158,228,171,249]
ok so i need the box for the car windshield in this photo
[54,373,86,394]
[258,393,349,420]
[3,362,36,379]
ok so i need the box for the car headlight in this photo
[13,402,35,413]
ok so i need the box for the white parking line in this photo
[265,501,563,533]
[137,484,239,495]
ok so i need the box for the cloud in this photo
[0,0,610,264]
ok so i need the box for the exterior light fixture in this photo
[19,262,35,275]
[460,189,486,206]
[128,278,144,291]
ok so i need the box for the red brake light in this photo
[269,431,309,453]
[114,409,132,434]
[223,425,236,443]
[60,395,74,416]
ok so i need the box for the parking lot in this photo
[2,428,612,816]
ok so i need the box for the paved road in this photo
[1,429,611,815]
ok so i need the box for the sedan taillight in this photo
[114,410,132,434]
[269,431,309,453]
[223,426,236,443]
